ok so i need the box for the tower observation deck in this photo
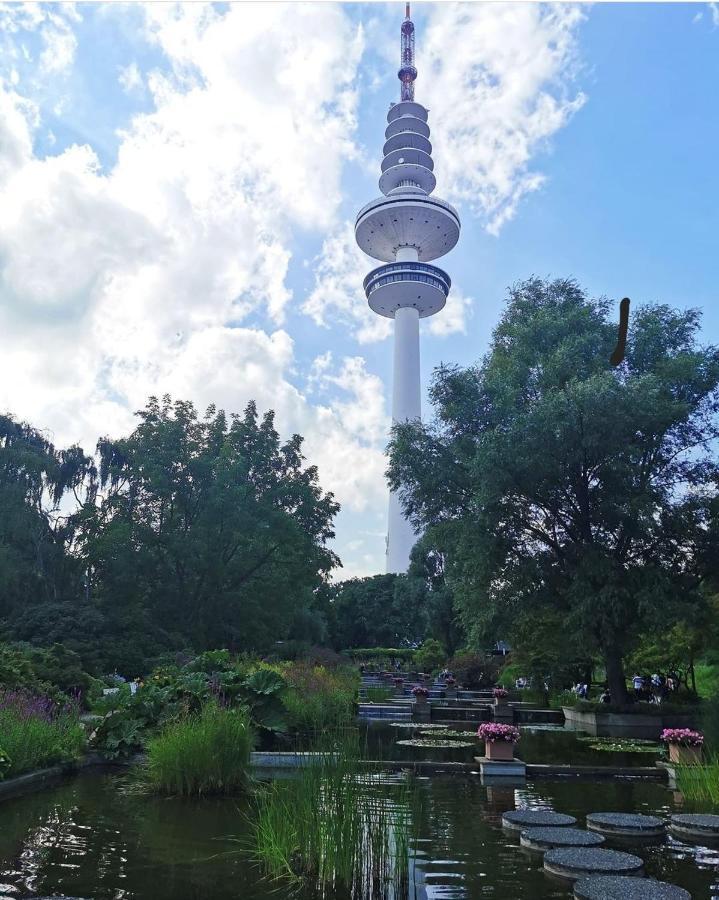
[355,3,460,574]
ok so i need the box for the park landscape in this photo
[1,277,719,898]
[1,1,719,898]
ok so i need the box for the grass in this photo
[674,754,719,807]
[0,692,85,778]
[251,735,418,897]
[143,702,254,796]
[282,664,358,733]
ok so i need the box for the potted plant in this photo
[445,676,458,699]
[412,685,430,706]
[393,676,405,696]
[493,687,509,706]
[477,723,520,761]
[661,728,704,764]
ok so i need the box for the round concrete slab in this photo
[670,813,719,842]
[587,813,666,839]
[544,847,644,881]
[521,827,605,852]
[502,809,577,831]
[574,876,691,899]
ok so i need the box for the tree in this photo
[78,396,339,655]
[329,573,428,649]
[388,278,719,703]
[0,414,93,619]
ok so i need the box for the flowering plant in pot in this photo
[477,722,520,761]
[492,687,509,705]
[661,728,704,764]
[412,686,430,704]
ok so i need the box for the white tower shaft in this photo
[388,301,421,573]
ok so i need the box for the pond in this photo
[360,721,666,766]
[0,771,718,899]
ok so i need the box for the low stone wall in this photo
[562,706,697,740]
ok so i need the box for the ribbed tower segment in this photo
[355,5,461,574]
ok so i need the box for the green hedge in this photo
[341,648,416,661]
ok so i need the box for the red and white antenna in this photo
[399,3,417,101]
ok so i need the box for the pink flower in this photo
[477,723,520,743]
[660,728,704,747]
[493,688,509,698]
[412,686,429,698]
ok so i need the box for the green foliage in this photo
[343,647,416,661]
[0,701,84,777]
[252,736,415,895]
[550,689,579,710]
[674,756,719,808]
[413,639,446,673]
[282,663,357,734]
[388,277,719,703]
[143,703,254,796]
[447,652,500,689]
[329,573,427,650]
[0,747,10,778]
[0,642,93,702]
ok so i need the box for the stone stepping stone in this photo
[587,812,666,839]
[521,826,605,852]
[543,847,644,881]
[502,808,577,831]
[574,875,691,899]
[670,813,719,843]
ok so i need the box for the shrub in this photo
[448,652,500,689]
[0,689,85,777]
[144,703,254,796]
[282,663,357,733]
[413,639,446,673]
[365,687,394,702]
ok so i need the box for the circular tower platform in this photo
[363,261,450,318]
[355,193,460,263]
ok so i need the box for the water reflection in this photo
[0,772,717,899]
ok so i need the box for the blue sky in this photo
[0,2,717,578]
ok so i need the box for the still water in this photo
[0,772,718,899]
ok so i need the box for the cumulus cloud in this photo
[118,61,143,93]
[422,3,586,234]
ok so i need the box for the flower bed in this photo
[477,723,520,744]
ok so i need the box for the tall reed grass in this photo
[252,735,417,897]
[144,703,254,796]
[0,689,84,777]
[675,754,719,807]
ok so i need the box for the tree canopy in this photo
[388,277,719,701]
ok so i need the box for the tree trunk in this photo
[604,649,628,705]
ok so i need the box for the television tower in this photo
[355,3,461,573]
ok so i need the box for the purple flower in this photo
[477,723,520,743]
[660,728,703,747]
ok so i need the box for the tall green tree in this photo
[388,278,719,702]
[0,414,93,618]
[79,396,339,655]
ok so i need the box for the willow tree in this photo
[388,278,719,703]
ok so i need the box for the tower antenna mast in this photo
[399,3,417,101]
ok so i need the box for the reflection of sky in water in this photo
[0,772,717,898]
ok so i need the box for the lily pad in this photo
[578,736,660,753]
[396,738,475,748]
[389,722,447,729]
[419,729,478,739]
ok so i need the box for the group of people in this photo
[632,672,679,703]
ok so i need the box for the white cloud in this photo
[710,3,719,26]
[118,61,143,93]
[303,220,392,344]
[421,3,586,234]
[427,286,473,337]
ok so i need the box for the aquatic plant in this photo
[396,738,474,749]
[281,663,358,733]
[144,703,254,796]
[252,736,417,896]
[674,754,719,806]
[419,729,477,739]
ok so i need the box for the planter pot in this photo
[669,743,702,765]
[414,695,428,706]
[485,740,516,761]
[445,689,458,700]
[494,697,508,707]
